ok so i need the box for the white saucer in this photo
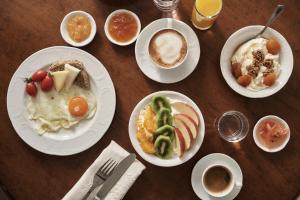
[191,153,243,200]
[135,18,200,84]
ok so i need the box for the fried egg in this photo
[26,85,97,134]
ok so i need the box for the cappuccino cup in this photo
[148,28,188,70]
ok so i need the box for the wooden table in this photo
[1,0,299,199]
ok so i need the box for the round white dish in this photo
[60,10,97,47]
[191,153,243,200]
[128,91,205,167]
[220,25,293,98]
[135,18,201,84]
[104,9,141,46]
[253,115,290,152]
[7,46,116,155]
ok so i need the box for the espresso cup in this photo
[148,28,188,70]
[201,164,242,198]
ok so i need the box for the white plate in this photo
[7,46,116,155]
[128,91,205,167]
[135,18,200,84]
[220,25,293,98]
[191,153,243,200]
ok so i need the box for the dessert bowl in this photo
[104,9,141,46]
[220,25,293,98]
[60,10,97,47]
[253,115,290,152]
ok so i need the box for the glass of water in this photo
[216,111,249,142]
[153,0,180,13]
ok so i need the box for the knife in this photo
[94,153,136,200]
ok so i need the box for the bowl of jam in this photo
[104,9,141,46]
[253,115,290,152]
[60,10,97,47]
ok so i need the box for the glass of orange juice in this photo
[191,0,222,30]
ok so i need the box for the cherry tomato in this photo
[31,70,47,82]
[26,82,37,96]
[41,74,53,92]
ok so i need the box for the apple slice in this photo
[172,102,199,126]
[174,114,198,139]
[174,127,186,157]
[174,118,192,150]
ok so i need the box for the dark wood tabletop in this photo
[1,0,299,199]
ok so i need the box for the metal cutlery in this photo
[94,154,136,200]
[244,4,284,43]
[82,158,118,200]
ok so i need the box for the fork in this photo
[82,158,118,200]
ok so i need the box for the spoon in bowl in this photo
[246,4,284,42]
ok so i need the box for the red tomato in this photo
[31,70,47,82]
[26,82,37,96]
[41,74,53,92]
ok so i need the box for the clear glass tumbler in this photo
[216,111,249,142]
[153,0,180,13]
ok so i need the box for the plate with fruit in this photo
[128,91,205,167]
[7,46,116,155]
[220,25,293,98]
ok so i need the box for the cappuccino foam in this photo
[149,29,187,68]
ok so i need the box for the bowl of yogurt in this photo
[220,26,293,98]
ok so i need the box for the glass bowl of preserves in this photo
[60,10,97,47]
[104,9,141,46]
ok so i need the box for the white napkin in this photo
[63,141,146,200]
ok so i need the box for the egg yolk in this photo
[69,96,88,117]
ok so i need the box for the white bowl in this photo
[104,9,141,46]
[253,115,290,152]
[60,10,97,47]
[128,91,205,167]
[220,25,293,98]
[148,28,189,70]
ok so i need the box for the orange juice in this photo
[191,0,222,30]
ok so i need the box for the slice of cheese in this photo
[51,71,69,92]
[64,64,80,91]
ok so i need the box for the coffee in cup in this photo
[148,29,188,69]
[202,165,234,197]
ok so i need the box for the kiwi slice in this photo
[156,108,173,128]
[154,135,173,159]
[154,125,174,141]
[150,96,171,113]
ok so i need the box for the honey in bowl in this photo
[108,11,138,43]
[67,15,91,42]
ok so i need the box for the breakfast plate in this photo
[128,91,205,167]
[135,18,201,84]
[7,46,116,155]
[220,25,293,98]
[191,153,243,200]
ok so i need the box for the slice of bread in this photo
[49,60,90,90]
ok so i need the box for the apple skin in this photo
[174,118,192,150]
[174,128,186,157]
[174,114,198,139]
[171,102,200,126]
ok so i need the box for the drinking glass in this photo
[191,0,222,30]
[153,0,180,13]
[216,111,249,142]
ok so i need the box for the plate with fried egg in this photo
[7,46,116,155]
